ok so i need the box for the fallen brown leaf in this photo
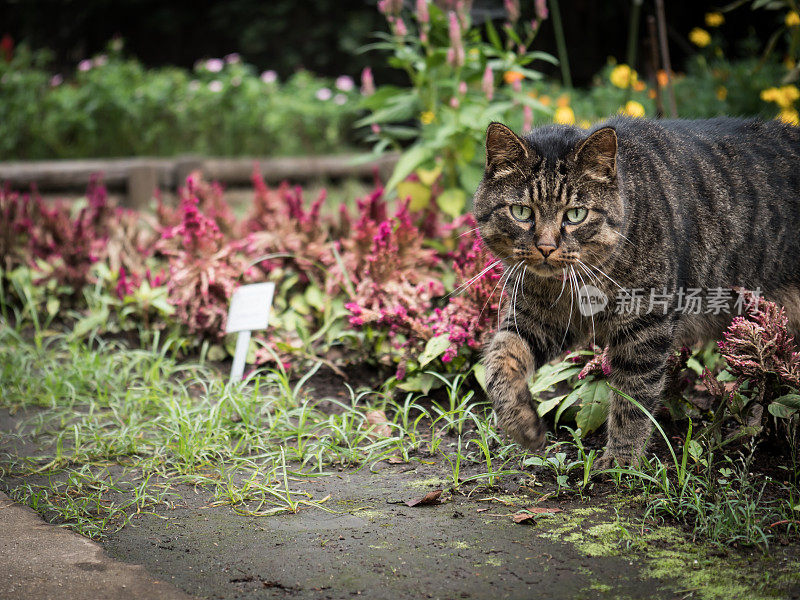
[405,490,443,507]
[512,507,562,524]
[365,410,392,438]
[387,455,406,464]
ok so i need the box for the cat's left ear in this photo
[574,127,617,182]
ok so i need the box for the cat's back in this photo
[608,115,800,185]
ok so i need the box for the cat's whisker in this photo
[611,229,633,245]
[550,267,568,307]
[448,259,503,298]
[477,258,517,322]
[581,259,631,298]
[574,265,597,348]
[458,227,480,238]
[512,265,528,338]
[560,265,576,350]
[497,262,523,330]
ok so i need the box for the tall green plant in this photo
[359,0,555,216]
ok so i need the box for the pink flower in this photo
[523,105,533,132]
[334,93,347,105]
[394,17,408,36]
[78,59,92,72]
[224,53,241,64]
[316,87,332,101]
[416,0,429,23]
[93,54,108,67]
[335,75,354,91]
[260,70,278,84]
[361,67,375,96]
[535,0,549,20]
[481,66,494,100]
[50,74,63,87]
[458,81,467,95]
[208,80,223,92]
[447,12,465,67]
[504,0,520,22]
[205,58,224,72]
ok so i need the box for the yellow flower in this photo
[554,106,575,125]
[689,28,711,48]
[610,64,636,89]
[503,70,524,84]
[578,119,592,129]
[716,86,727,101]
[622,101,645,118]
[786,11,800,27]
[420,111,435,125]
[556,94,571,108]
[778,108,799,126]
[705,12,724,27]
[761,85,800,108]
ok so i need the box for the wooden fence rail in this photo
[0,153,399,207]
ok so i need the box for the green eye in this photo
[510,205,533,222]
[565,207,588,224]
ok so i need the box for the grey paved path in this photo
[0,492,192,600]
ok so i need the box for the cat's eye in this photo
[564,207,588,224]
[510,205,533,222]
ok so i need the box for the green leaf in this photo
[398,371,440,394]
[768,401,799,420]
[386,144,435,191]
[396,181,432,211]
[436,188,467,219]
[418,334,451,367]
[472,363,487,393]
[529,362,581,396]
[536,394,567,417]
[773,394,800,409]
[575,399,608,435]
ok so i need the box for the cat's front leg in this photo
[485,328,556,450]
[598,321,673,468]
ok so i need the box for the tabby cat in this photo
[474,117,800,466]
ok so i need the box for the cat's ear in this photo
[485,122,529,177]
[575,127,617,182]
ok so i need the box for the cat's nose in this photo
[537,244,557,258]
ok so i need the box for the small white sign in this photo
[226,282,275,333]
[226,282,275,382]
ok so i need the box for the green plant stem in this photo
[549,0,572,89]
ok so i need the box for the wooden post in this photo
[126,165,158,209]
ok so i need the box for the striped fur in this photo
[475,117,800,466]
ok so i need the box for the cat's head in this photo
[473,122,624,280]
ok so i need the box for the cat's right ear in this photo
[485,122,529,178]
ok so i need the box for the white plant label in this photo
[226,282,275,382]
